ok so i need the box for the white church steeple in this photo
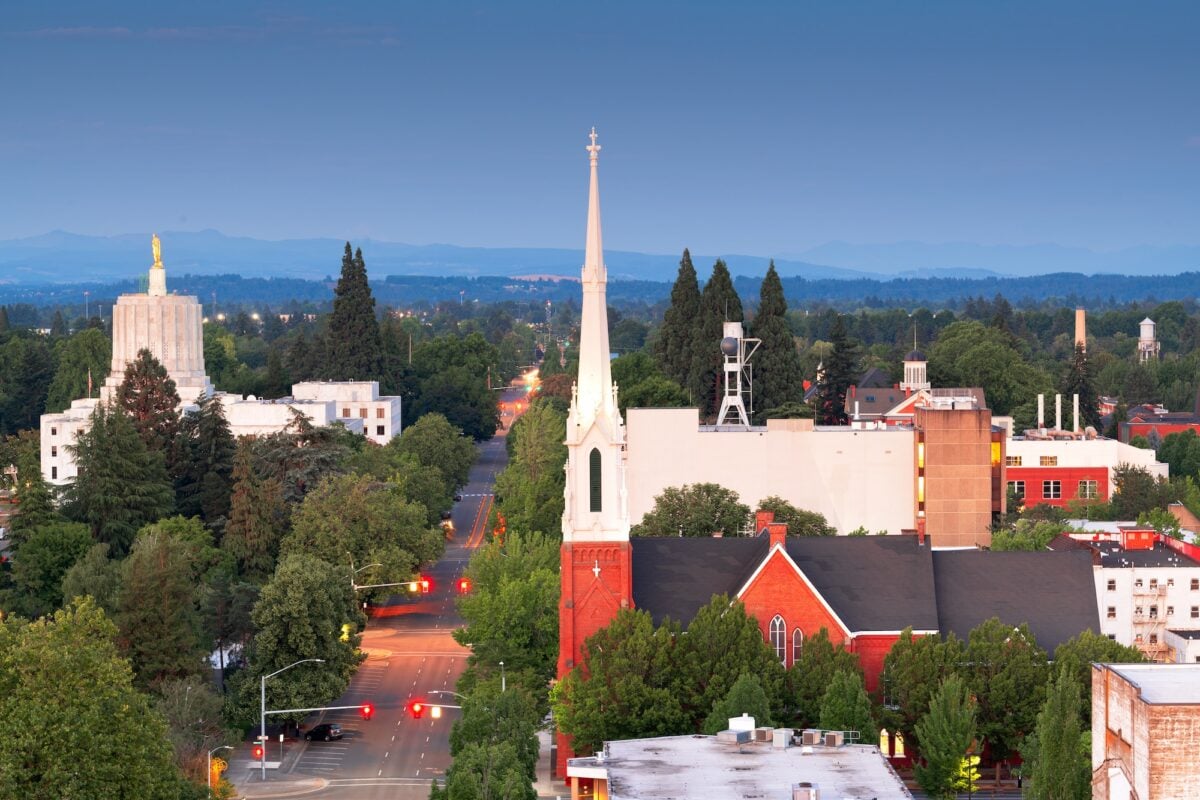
[563,128,629,542]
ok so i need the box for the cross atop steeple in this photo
[586,126,601,162]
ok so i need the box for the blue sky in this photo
[2,1,1198,255]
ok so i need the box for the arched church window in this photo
[589,448,602,512]
[769,615,786,664]
[792,628,804,665]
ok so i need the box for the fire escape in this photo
[1131,580,1169,662]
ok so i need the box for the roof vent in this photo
[792,782,820,800]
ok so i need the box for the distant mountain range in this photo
[1,230,1197,286]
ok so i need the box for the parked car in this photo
[305,723,343,742]
[454,494,463,502]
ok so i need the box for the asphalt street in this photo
[229,386,523,799]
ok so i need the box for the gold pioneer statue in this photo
[152,233,162,267]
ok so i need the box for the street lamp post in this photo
[207,745,233,793]
[499,660,506,693]
[348,555,383,592]
[260,658,324,780]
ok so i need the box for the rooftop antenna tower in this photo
[715,321,761,427]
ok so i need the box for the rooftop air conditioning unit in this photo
[801,729,822,746]
[792,781,820,800]
[824,731,844,747]
[717,729,751,745]
[754,727,773,742]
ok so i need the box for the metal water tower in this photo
[715,321,761,427]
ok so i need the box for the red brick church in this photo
[555,130,1099,775]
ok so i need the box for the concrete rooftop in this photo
[1104,663,1200,704]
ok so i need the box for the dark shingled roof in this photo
[785,536,939,632]
[632,537,769,626]
[932,550,1099,652]
[632,535,940,633]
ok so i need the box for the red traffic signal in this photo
[252,744,264,760]
[420,578,431,594]
[360,703,374,721]
[407,700,425,719]
[457,577,472,594]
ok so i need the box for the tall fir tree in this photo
[815,315,860,425]
[65,403,175,557]
[114,348,181,455]
[50,310,67,337]
[688,259,743,420]
[0,305,8,331]
[262,346,291,399]
[751,261,804,420]
[175,393,237,531]
[9,451,60,545]
[222,442,287,580]
[327,243,383,382]
[1062,342,1102,431]
[653,249,701,388]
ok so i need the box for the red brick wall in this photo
[738,548,849,667]
[1006,466,1108,507]
[1121,420,1200,444]
[849,634,903,693]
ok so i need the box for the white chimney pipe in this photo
[1055,394,1062,431]
[1038,394,1045,428]
[1073,393,1080,433]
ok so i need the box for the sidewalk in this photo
[534,729,570,800]
[225,738,327,799]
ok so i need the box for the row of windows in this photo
[1107,578,1200,591]
[341,407,389,419]
[1107,605,1200,618]
[768,615,804,665]
[1007,480,1097,500]
[1004,456,1060,467]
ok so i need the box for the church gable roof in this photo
[631,537,768,626]
[931,550,1099,652]
[785,536,939,632]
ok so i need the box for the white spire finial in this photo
[587,127,601,162]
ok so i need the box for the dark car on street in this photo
[304,723,343,741]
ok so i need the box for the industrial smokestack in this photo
[1055,394,1062,431]
[1075,307,1086,352]
[1038,394,1045,429]
[1073,393,1080,433]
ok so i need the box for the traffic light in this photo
[360,703,374,721]
[252,744,264,760]
[420,577,431,594]
[407,700,425,719]
[409,576,432,594]
[457,577,472,594]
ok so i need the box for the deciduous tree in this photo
[631,483,751,537]
[788,628,862,728]
[4,521,91,619]
[819,668,877,742]
[397,411,478,493]
[914,674,977,800]
[702,672,773,734]
[45,328,110,412]
[755,496,835,536]
[1025,667,1089,800]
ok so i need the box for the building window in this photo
[359,407,368,418]
[1150,606,1158,618]
[1135,606,1143,617]
[1135,634,1144,643]
[1195,656,1200,663]
[792,629,804,665]
[51,466,57,480]
[1042,480,1062,499]
[376,408,385,419]
[770,616,786,664]
[1135,579,1143,588]
[341,407,350,418]
[50,427,57,436]
[1107,579,1116,591]
[1107,607,1116,619]
[1007,481,1025,499]
[1192,606,1199,619]
[1150,579,1159,589]
[1193,579,1200,591]
[588,448,602,513]
[1150,634,1158,645]
[50,446,57,457]
[1040,455,1058,466]
[1109,634,1117,641]
[376,426,385,436]
[1005,455,1022,467]
[1079,480,1099,500]
[1168,606,1175,616]
[1169,579,1175,587]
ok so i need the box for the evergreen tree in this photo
[751,262,804,421]
[0,334,55,434]
[9,452,60,545]
[248,408,350,505]
[114,348,181,455]
[1026,667,1089,800]
[1062,343,1102,431]
[818,669,877,742]
[0,306,8,331]
[65,403,175,557]
[914,674,978,800]
[327,243,383,381]
[4,521,92,619]
[702,673,773,734]
[222,443,287,581]
[50,310,67,337]
[688,259,743,420]
[788,627,862,728]
[815,315,860,425]
[262,346,291,398]
[175,393,236,530]
[116,525,208,689]
[654,249,701,387]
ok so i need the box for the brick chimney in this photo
[768,522,788,548]
[755,509,775,535]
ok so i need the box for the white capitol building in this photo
[41,237,401,485]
